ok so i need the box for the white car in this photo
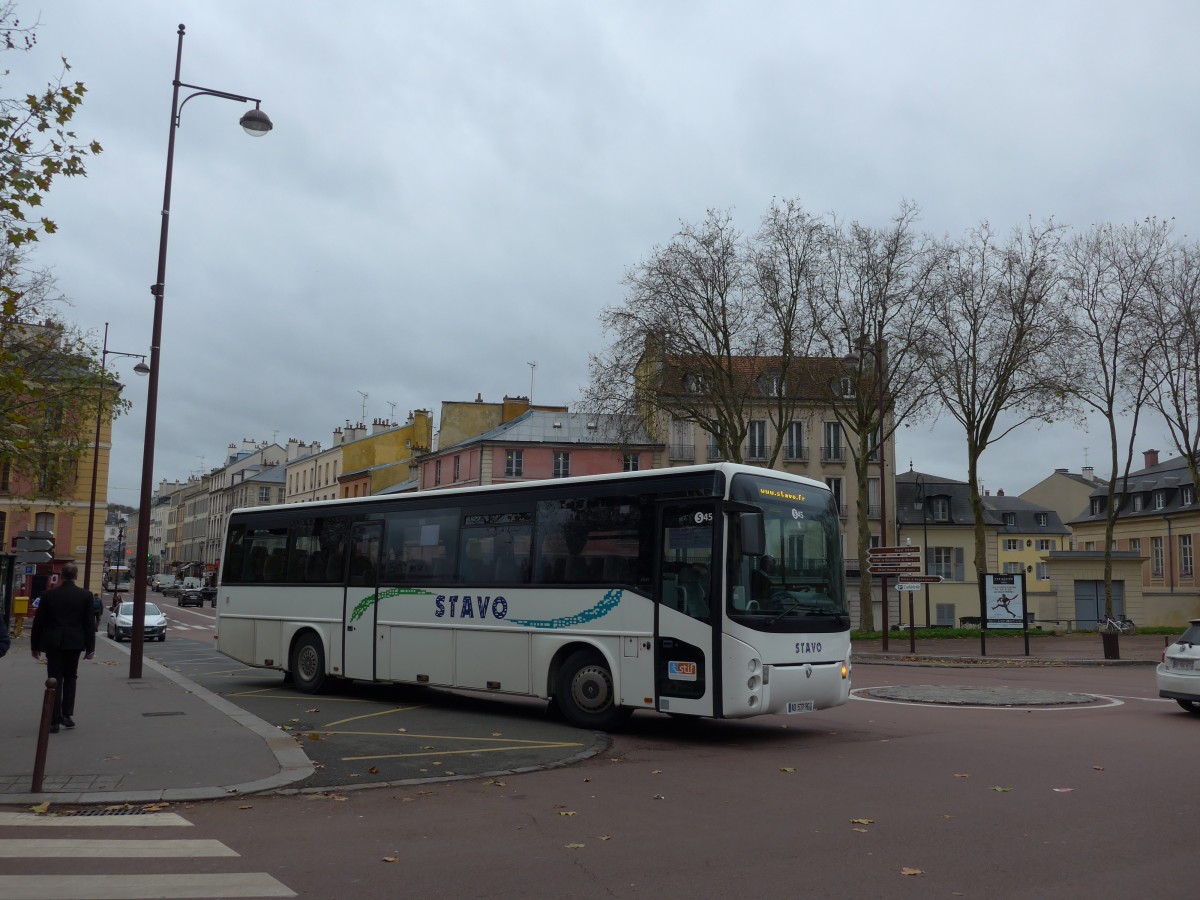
[107,601,167,643]
[1156,619,1200,714]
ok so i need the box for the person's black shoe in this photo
[62,717,75,729]
[49,724,59,734]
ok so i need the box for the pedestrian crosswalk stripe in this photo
[0,812,191,827]
[0,838,237,857]
[0,872,295,899]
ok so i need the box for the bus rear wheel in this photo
[290,633,326,694]
[556,650,628,730]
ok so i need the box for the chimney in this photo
[1144,449,1160,468]
[475,393,483,403]
[997,489,1005,497]
[1082,466,1094,481]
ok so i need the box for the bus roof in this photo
[228,462,831,519]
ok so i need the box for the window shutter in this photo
[954,547,964,581]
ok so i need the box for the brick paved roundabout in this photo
[863,685,1099,706]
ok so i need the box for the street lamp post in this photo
[129,23,272,679]
[82,323,148,593]
[915,472,930,625]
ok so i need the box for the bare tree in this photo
[1062,219,1171,620]
[812,201,942,631]
[1143,235,1200,492]
[927,219,1074,583]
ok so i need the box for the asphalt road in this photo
[5,652,1193,898]
[138,603,607,790]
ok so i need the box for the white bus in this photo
[103,565,132,593]
[216,463,852,728]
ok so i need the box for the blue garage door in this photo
[1073,580,1125,629]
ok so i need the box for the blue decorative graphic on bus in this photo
[350,587,433,622]
[507,588,623,629]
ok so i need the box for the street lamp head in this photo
[239,105,273,137]
[133,360,151,376]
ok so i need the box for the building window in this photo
[622,453,640,472]
[0,458,10,492]
[1036,539,1055,551]
[822,422,843,462]
[553,451,570,478]
[1035,512,1048,526]
[784,422,806,461]
[1036,562,1049,580]
[867,477,880,517]
[748,420,767,460]
[505,450,523,478]
[931,547,964,581]
[453,456,461,482]
[1183,485,1196,506]
[1152,536,1164,576]
[1129,537,1141,555]
[670,420,694,461]
[1181,534,1194,577]
[824,477,844,515]
[1003,513,1016,526]
[1154,491,1167,510]
[683,372,708,394]
[1090,497,1104,516]
[929,497,950,522]
[708,427,722,461]
[434,460,442,486]
[1133,494,1144,512]
[1004,539,1020,551]
[867,427,880,462]
[1003,562,1023,575]
[258,487,270,503]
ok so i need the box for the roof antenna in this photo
[527,361,537,403]
[357,390,369,421]
[386,400,397,423]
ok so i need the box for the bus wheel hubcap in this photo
[298,647,317,679]
[572,664,611,713]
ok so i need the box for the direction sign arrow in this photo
[16,551,52,564]
[868,546,923,557]
[16,538,53,553]
[889,574,943,583]
[869,564,922,575]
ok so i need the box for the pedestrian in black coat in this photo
[30,563,96,732]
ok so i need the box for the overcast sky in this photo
[14,1,1197,507]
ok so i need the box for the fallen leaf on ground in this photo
[305,733,322,741]
[597,835,611,841]
[29,802,49,815]
[954,773,970,778]
[368,766,380,775]
[1053,788,1074,793]
[142,802,170,811]
[1092,765,1105,771]
[850,818,874,825]
[991,787,1012,792]
[852,828,868,833]
[305,708,320,713]
[559,811,577,817]
[491,732,503,737]
[653,794,665,800]
[397,728,407,733]
[901,867,924,876]
[382,857,399,862]
[484,780,507,787]
[238,805,253,810]
[651,769,663,775]
[780,767,796,773]
[565,843,585,849]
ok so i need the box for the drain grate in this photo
[58,806,160,817]
[142,711,186,717]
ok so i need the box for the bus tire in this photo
[555,649,628,730]
[290,633,327,694]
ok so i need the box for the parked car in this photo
[200,586,218,607]
[1156,619,1200,714]
[152,574,177,593]
[107,601,167,642]
[161,583,183,598]
[178,589,205,608]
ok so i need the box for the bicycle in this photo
[1097,614,1136,636]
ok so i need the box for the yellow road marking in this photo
[340,742,582,762]
[322,706,425,727]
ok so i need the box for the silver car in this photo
[107,601,168,643]
[1156,619,1200,714]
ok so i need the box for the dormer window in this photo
[1133,494,1144,512]
[1183,485,1196,506]
[1035,512,1048,527]
[1154,490,1167,510]
[929,497,950,522]
[1091,497,1105,516]
[1003,512,1016,527]
[683,372,708,394]
[840,376,855,398]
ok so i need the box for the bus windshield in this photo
[727,472,848,630]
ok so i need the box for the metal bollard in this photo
[31,677,58,794]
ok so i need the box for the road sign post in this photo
[14,530,54,565]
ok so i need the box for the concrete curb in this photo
[853,653,1158,668]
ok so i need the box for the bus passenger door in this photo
[655,503,717,718]
[343,522,382,682]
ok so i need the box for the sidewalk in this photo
[0,630,312,805]
[853,630,1171,665]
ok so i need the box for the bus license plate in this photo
[786,700,815,714]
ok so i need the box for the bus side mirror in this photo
[739,512,765,557]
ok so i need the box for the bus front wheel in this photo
[290,633,327,694]
[556,650,629,730]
